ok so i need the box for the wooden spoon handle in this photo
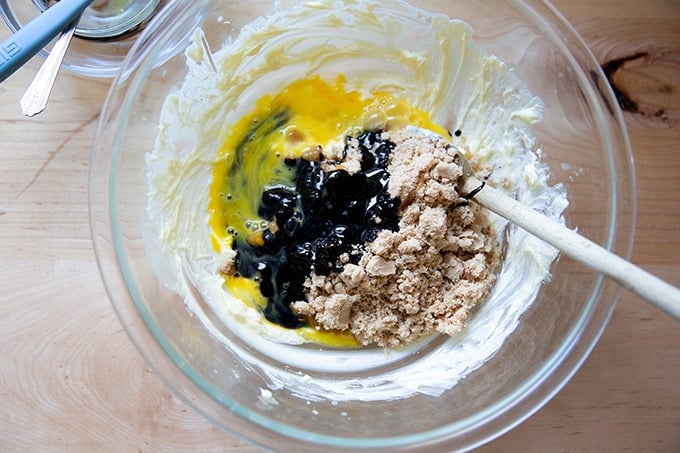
[463,177,680,319]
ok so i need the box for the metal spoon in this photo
[20,16,78,117]
[20,0,161,116]
[0,0,161,115]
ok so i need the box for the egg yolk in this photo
[208,75,447,347]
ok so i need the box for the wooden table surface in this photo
[1,1,678,451]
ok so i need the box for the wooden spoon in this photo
[436,129,680,318]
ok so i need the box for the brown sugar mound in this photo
[291,128,500,348]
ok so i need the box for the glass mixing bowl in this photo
[89,0,635,450]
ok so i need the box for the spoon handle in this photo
[463,177,680,319]
[20,20,77,117]
[0,0,94,83]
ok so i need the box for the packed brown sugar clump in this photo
[291,129,501,348]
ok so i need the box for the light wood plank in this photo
[0,1,678,451]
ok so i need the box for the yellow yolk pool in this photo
[209,75,447,250]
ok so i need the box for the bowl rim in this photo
[89,0,636,450]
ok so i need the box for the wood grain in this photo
[0,1,678,451]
